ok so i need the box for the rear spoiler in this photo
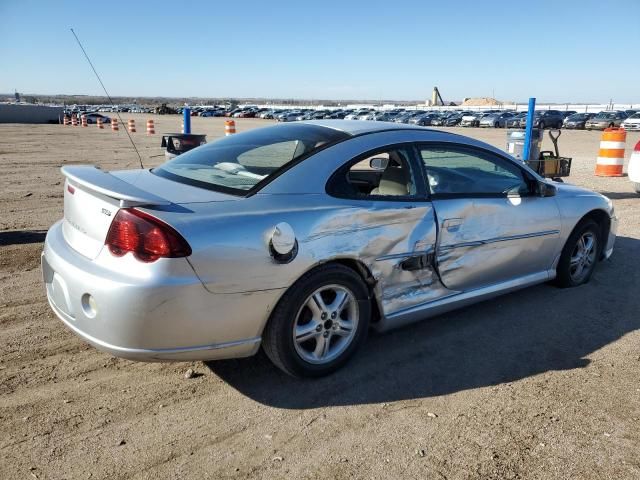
[61,166,171,208]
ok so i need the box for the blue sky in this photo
[1,0,639,103]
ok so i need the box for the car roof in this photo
[302,119,426,135]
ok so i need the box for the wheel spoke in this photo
[295,322,320,344]
[306,295,323,318]
[330,290,350,314]
[335,320,353,337]
[572,262,584,278]
[311,292,328,313]
[583,235,595,254]
[314,335,331,359]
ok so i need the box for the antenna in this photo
[70,28,144,169]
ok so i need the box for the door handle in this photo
[442,218,463,232]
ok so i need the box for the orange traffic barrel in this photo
[81,115,88,127]
[146,119,155,135]
[111,118,119,131]
[595,127,626,177]
[128,119,136,133]
[97,117,104,129]
[71,115,78,126]
[63,115,70,126]
[225,120,236,136]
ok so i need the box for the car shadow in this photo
[0,230,47,246]
[206,236,639,409]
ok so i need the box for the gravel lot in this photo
[1,115,639,480]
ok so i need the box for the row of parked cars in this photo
[260,107,639,131]
[67,104,640,132]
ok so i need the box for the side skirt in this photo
[373,270,555,332]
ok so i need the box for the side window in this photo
[419,145,529,197]
[328,147,418,199]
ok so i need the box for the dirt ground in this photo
[1,115,639,480]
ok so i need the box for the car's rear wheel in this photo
[555,219,601,288]
[539,121,545,130]
[262,264,370,377]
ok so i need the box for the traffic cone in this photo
[128,119,136,133]
[111,118,119,132]
[225,120,236,136]
[97,117,104,129]
[146,119,155,135]
[595,128,625,177]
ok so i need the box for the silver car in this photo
[42,121,617,377]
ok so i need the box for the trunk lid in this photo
[61,166,238,259]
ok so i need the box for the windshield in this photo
[567,114,588,120]
[154,124,349,195]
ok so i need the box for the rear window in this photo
[154,124,349,195]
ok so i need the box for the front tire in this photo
[555,219,601,288]
[262,264,371,377]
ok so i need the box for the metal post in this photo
[523,97,536,162]
[183,106,191,134]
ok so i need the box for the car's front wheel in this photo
[263,264,371,377]
[555,219,601,288]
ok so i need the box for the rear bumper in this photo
[42,221,281,361]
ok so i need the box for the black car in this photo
[562,113,595,130]
[518,110,564,129]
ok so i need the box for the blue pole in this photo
[522,97,536,161]
[183,106,191,134]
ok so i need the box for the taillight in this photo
[105,209,191,262]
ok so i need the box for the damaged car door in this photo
[326,145,450,317]
[419,144,562,291]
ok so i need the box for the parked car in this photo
[506,112,527,128]
[408,113,439,126]
[395,111,426,124]
[43,121,617,377]
[621,112,640,131]
[563,113,595,130]
[277,111,303,122]
[518,110,564,129]
[585,111,628,130]
[460,112,485,127]
[324,111,347,119]
[83,113,111,124]
[370,111,396,122]
[561,111,578,119]
[344,111,369,120]
[479,112,515,128]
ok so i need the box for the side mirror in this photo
[370,157,389,170]
[538,180,557,197]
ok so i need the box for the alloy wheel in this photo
[569,232,597,283]
[293,284,359,365]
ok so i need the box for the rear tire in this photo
[539,121,545,130]
[554,219,601,288]
[262,264,371,377]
